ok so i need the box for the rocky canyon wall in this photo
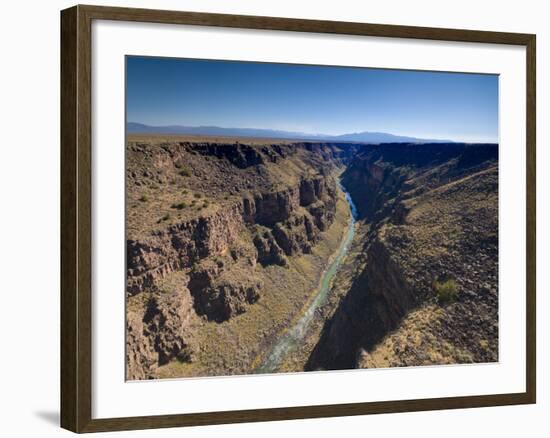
[125,141,347,379]
[308,143,499,370]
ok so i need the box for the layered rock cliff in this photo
[125,138,348,379]
[127,175,337,297]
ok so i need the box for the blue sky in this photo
[126,56,498,143]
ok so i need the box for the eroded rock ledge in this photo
[127,175,336,297]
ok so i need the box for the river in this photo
[254,181,358,374]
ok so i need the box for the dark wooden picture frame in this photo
[61,4,536,433]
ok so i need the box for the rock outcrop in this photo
[253,231,287,266]
[127,202,246,296]
[187,249,263,322]
[126,283,194,380]
[192,143,266,168]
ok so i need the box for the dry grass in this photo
[434,279,458,304]
[357,304,476,368]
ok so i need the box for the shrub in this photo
[434,279,458,304]
[479,339,490,351]
[138,194,148,202]
[178,168,191,177]
[194,193,202,199]
[176,346,194,363]
[161,213,170,221]
[171,202,187,210]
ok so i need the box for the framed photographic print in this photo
[60,4,536,433]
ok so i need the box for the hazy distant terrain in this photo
[127,122,452,144]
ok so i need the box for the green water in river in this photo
[254,182,358,374]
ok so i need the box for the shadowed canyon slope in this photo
[125,136,498,379]
[307,143,498,370]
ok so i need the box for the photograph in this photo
[0,0,542,435]
[125,56,499,380]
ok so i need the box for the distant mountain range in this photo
[127,122,452,144]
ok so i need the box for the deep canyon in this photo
[125,136,498,380]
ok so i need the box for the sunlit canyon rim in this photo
[125,136,498,380]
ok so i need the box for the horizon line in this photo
[127,121,498,144]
